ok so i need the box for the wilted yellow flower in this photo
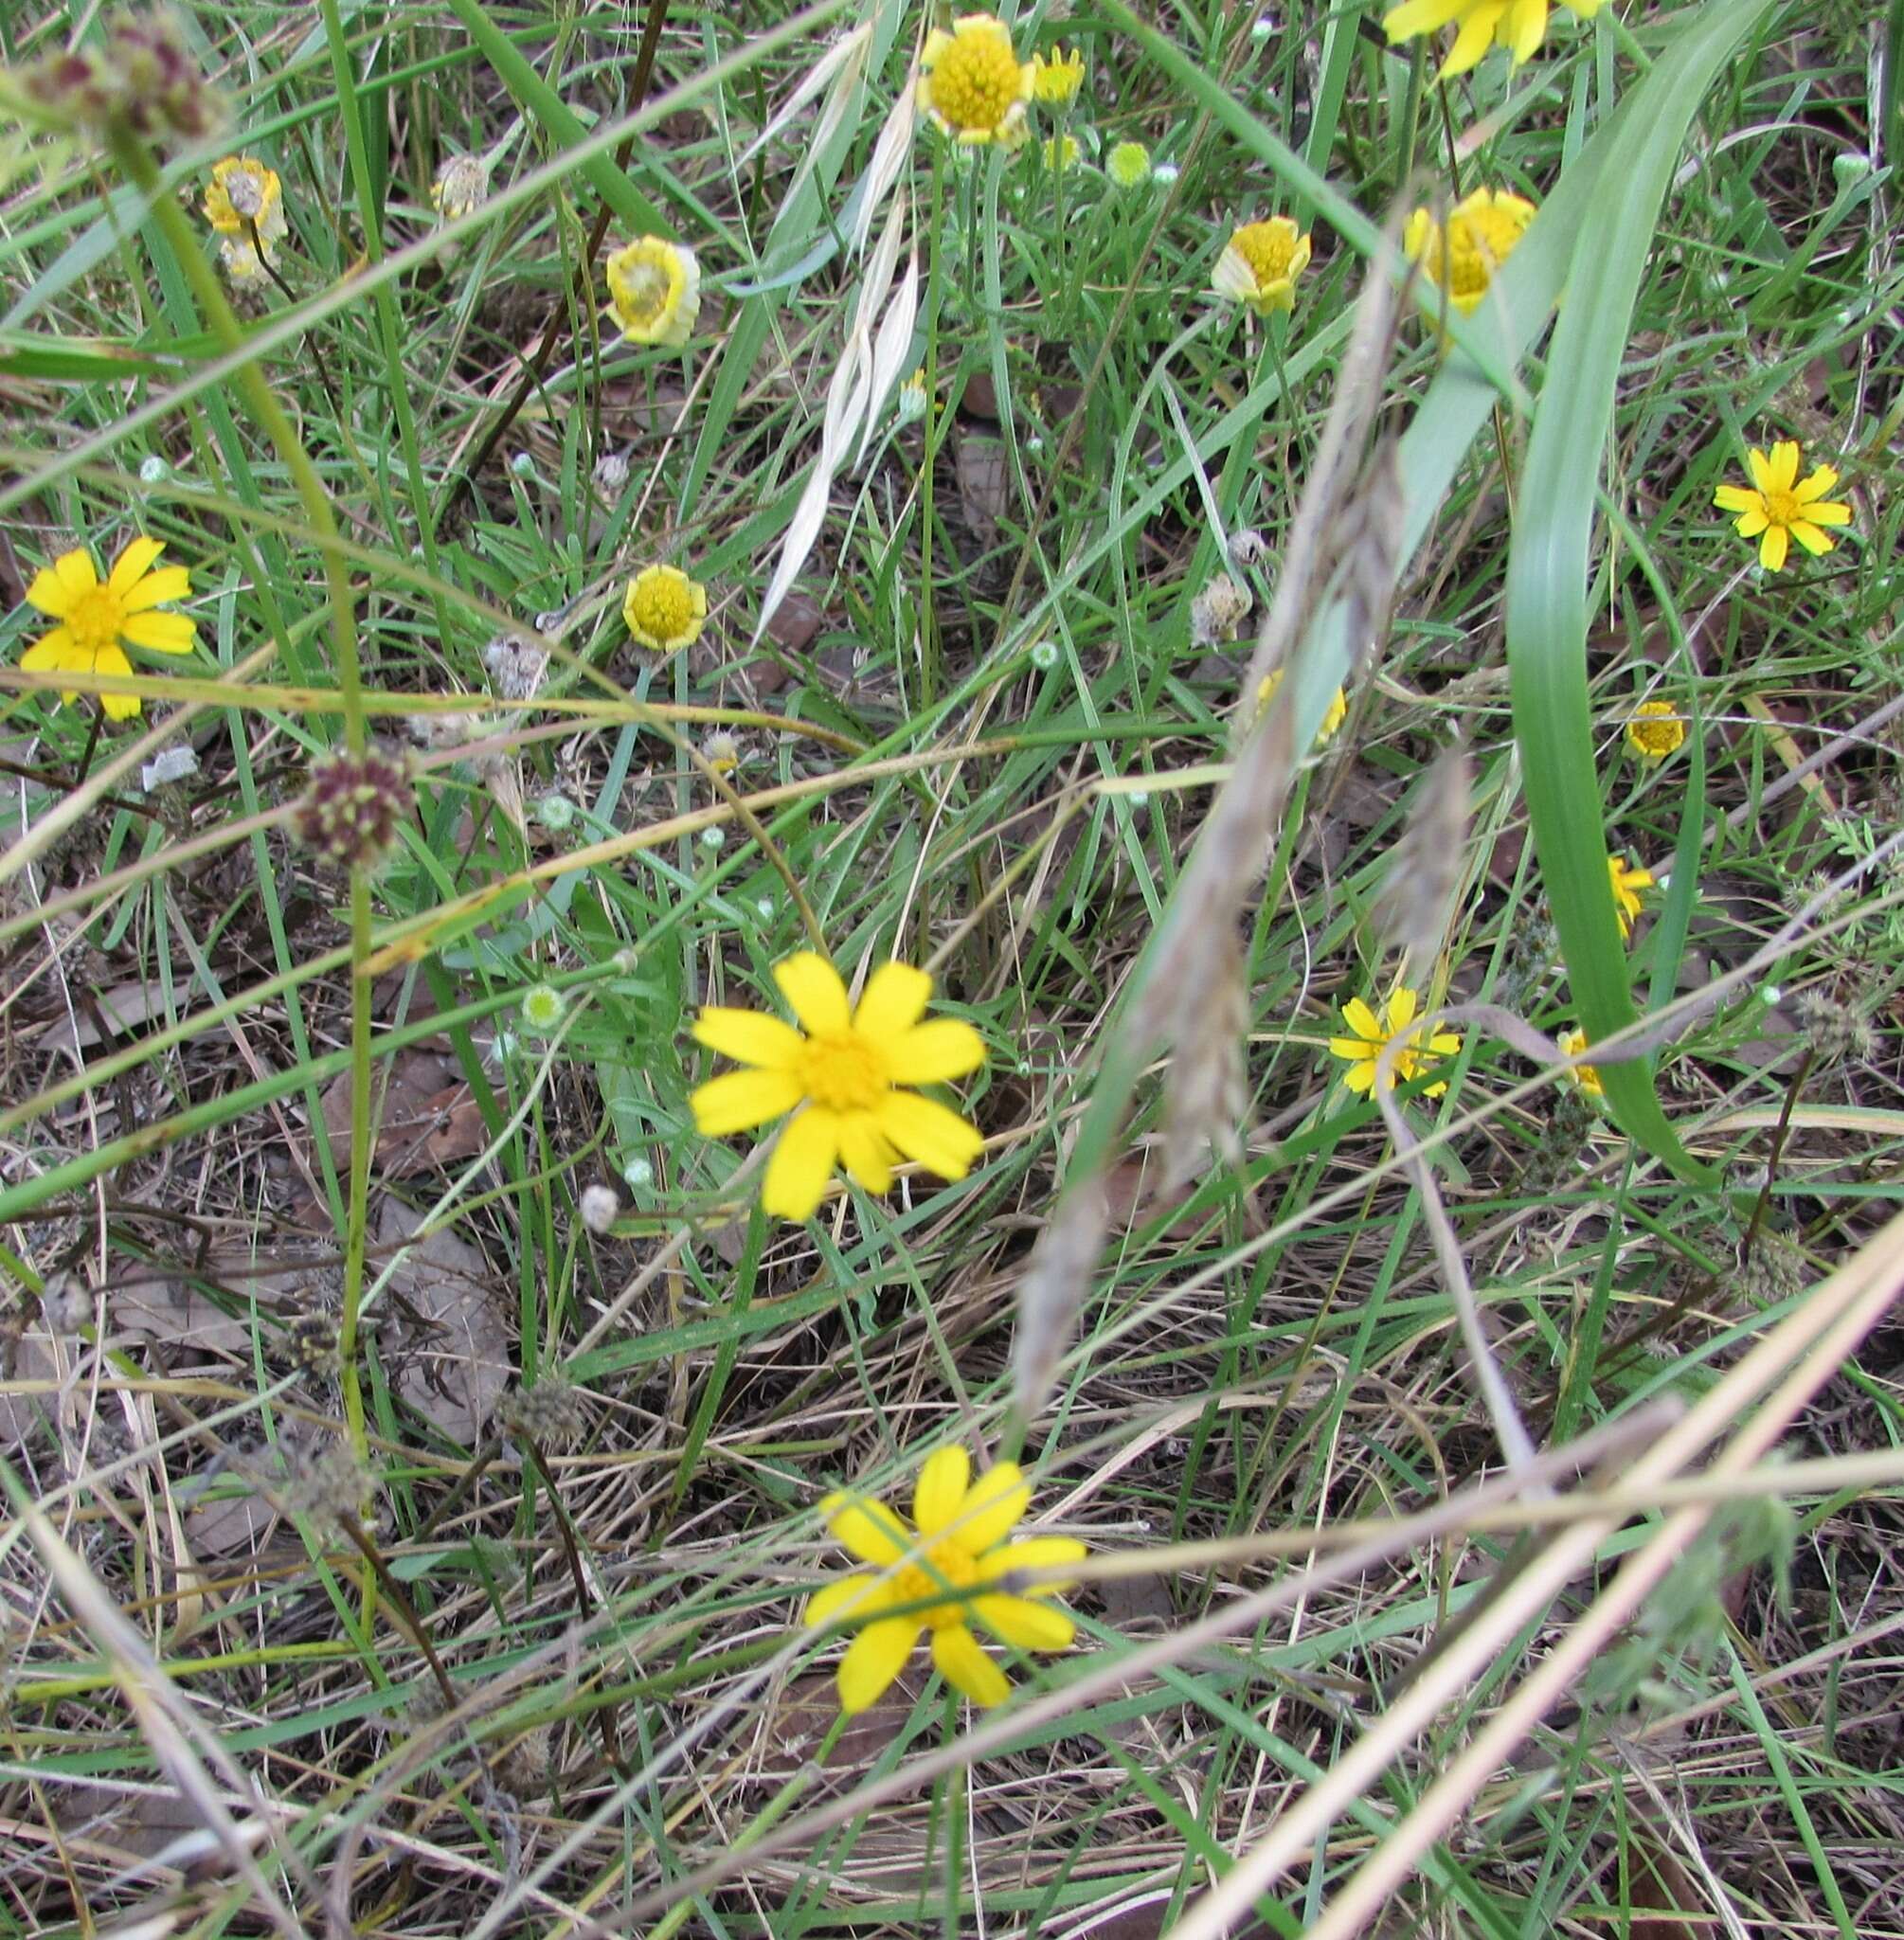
[605,235,701,347]
[431,153,488,221]
[1625,700,1686,761]
[1255,669,1348,745]
[203,155,281,234]
[1384,0,1603,79]
[1608,853,1653,939]
[1557,1027,1602,1096]
[20,536,196,721]
[1404,187,1536,315]
[1030,43,1085,102]
[622,564,708,654]
[1039,134,1082,171]
[1212,217,1313,314]
[1328,986,1462,1097]
[806,1446,1086,1714]
[897,367,930,422]
[1106,140,1151,189]
[919,13,1033,147]
[1713,440,1852,574]
[702,729,740,776]
[690,953,988,1221]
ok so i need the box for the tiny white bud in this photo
[1152,163,1179,186]
[579,1183,620,1234]
[622,1156,654,1191]
[1029,638,1060,672]
[535,793,575,830]
[1762,984,1782,1006]
[700,826,725,851]
[138,455,169,485]
[1250,13,1275,40]
[593,450,631,493]
[1832,151,1873,188]
[520,984,566,1032]
[510,451,536,479]
[1025,433,1044,454]
[755,896,776,922]
[1128,789,1150,810]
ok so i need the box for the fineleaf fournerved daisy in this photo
[1557,1027,1603,1097]
[1404,188,1536,315]
[1608,853,1653,939]
[1030,43,1085,103]
[806,1446,1086,1714]
[622,564,708,654]
[604,235,701,347]
[1328,986,1462,1097]
[1383,0,1603,79]
[20,536,196,720]
[1713,440,1852,573]
[918,13,1034,147]
[1212,217,1313,314]
[1625,700,1686,761]
[690,954,988,1221]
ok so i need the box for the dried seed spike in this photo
[1333,431,1406,676]
[1012,1179,1109,1421]
[1372,740,1472,968]
[1160,925,1248,1189]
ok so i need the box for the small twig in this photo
[1741,1046,1815,1261]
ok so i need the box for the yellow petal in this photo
[692,1006,804,1069]
[690,1067,802,1137]
[1746,447,1774,494]
[53,549,99,600]
[118,565,192,613]
[1441,8,1496,76]
[1505,0,1548,63]
[932,1623,1010,1707]
[805,1573,893,1628]
[763,1106,839,1220]
[1789,520,1836,558]
[20,629,79,675]
[1385,986,1420,1032]
[912,1446,970,1536]
[1340,997,1381,1040]
[1343,1060,1377,1094]
[835,1112,897,1195]
[883,1018,986,1085]
[1768,440,1800,491]
[1385,0,1471,38]
[1793,464,1841,503]
[1800,499,1852,528]
[24,565,73,617]
[93,642,141,719]
[872,1090,984,1181]
[853,961,932,1043]
[1713,484,1759,513]
[821,1489,911,1565]
[119,610,197,655]
[108,534,165,594]
[1328,1034,1374,1063]
[975,1534,1088,1593]
[951,1461,1029,1554]
[1732,507,1769,539]
[1760,523,1788,572]
[837,1614,921,1713]
[974,1593,1075,1651]
[774,953,850,1034]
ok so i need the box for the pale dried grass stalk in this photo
[1371,739,1472,969]
[1159,925,1247,1188]
[1010,1176,1113,1422]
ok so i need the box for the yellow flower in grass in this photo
[605,235,701,347]
[1383,0,1603,79]
[1212,217,1313,314]
[1039,134,1083,171]
[1713,440,1852,573]
[806,1446,1086,1714]
[1255,669,1348,745]
[1608,853,1653,939]
[1329,986,1462,1097]
[1625,699,1686,761]
[1031,44,1086,103]
[203,155,283,236]
[20,537,196,721]
[1405,188,1536,315]
[622,564,708,654]
[1106,140,1152,189]
[691,953,988,1221]
[919,13,1034,148]
[1557,1027,1602,1096]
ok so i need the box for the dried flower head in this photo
[292,745,413,871]
[276,1443,374,1543]
[690,953,989,1221]
[431,152,488,222]
[1030,43,1085,102]
[604,235,701,347]
[1189,571,1253,646]
[1405,188,1536,315]
[483,630,548,701]
[1794,991,1874,1068]
[1212,217,1313,314]
[702,729,741,775]
[806,1446,1086,1713]
[592,449,631,494]
[21,8,225,142]
[1739,1230,1806,1306]
[20,535,197,721]
[578,1182,620,1234]
[203,155,283,234]
[918,13,1033,148]
[1106,139,1151,189]
[1625,699,1687,761]
[622,564,708,654]
[499,1376,588,1450]
[1384,0,1603,79]
[285,1310,340,1377]
[1227,528,1270,569]
[1713,440,1852,574]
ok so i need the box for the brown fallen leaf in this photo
[377,1199,511,1446]
[318,1049,490,1179]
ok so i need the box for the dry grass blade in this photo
[1371,738,1472,969]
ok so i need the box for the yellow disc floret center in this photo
[799,1030,889,1113]
[1234,222,1295,285]
[1760,485,1799,528]
[630,572,692,641]
[933,25,1024,134]
[1447,207,1522,299]
[897,1541,978,1627]
[617,260,670,328]
[67,584,126,656]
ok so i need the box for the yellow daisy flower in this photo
[1030,43,1086,103]
[1383,0,1603,80]
[919,13,1034,148]
[1255,669,1348,745]
[1608,853,1653,939]
[1713,440,1853,574]
[1328,986,1462,1097]
[1404,187,1536,315]
[806,1446,1086,1714]
[690,953,988,1221]
[622,564,708,654]
[1625,699,1686,761]
[604,235,701,347]
[19,536,197,721]
[1557,1027,1602,1096]
[1212,217,1313,314]
[1039,134,1083,171]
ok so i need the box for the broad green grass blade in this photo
[1506,0,1775,1183]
